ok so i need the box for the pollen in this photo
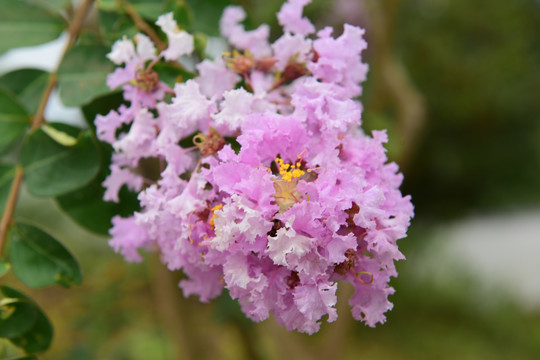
[274,155,308,182]
[209,204,223,227]
[271,153,314,212]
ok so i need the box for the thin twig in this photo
[125,4,167,51]
[65,0,96,50]
[31,73,57,130]
[32,0,96,130]
[0,167,24,256]
[124,3,186,71]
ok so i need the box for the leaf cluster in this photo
[0,0,206,356]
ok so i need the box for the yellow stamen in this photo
[291,169,305,178]
[209,204,223,227]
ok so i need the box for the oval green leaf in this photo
[0,68,49,114]
[56,140,140,235]
[0,88,30,152]
[56,171,140,235]
[98,9,138,43]
[154,62,195,87]
[0,0,65,54]
[131,0,168,20]
[81,91,124,129]
[57,42,115,106]
[9,306,53,354]
[0,286,53,354]
[8,222,82,288]
[20,125,100,197]
[0,298,38,338]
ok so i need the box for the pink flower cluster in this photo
[97,0,413,334]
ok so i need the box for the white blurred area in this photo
[0,33,86,127]
[415,209,540,310]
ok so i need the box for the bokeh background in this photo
[1,0,540,359]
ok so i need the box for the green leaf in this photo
[56,173,140,235]
[98,9,138,43]
[96,0,119,12]
[58,95,139,234]
[8,222,82,288]
[81,91,125,129]
[0,163,16,212]
[28,0,70,13]
[56,142,140,235]
[10,309,53,354]
[20,124,100,197]
[185,0,233,36]
[193,32,207,58]
[0,88,30,153]
[171,0,193,30]
[58,42,115,106]
[131,0,167,20]
[0,69,49,114]
[99,11,136,44]
[0,0,65,54]
[0,258,10,277]
[0,297,37,338]
[0,286,53,354]
[154,62,194,87]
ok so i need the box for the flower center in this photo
[193,128,226,157]
[135,68,160,92]
[271,153,315,212]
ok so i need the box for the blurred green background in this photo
[2,0,540,359]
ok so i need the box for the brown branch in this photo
[65,0,95,50]
[31,73,57,130]
[0,167,24,256]
[124,3,186,71]
[32,0,95,130]
[125,4,167,52]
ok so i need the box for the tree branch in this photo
[0,167,24,256]
[32,0,95,129]
[125,4,167,51]
[31,73,57,130]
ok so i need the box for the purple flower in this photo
[99,0,413,334]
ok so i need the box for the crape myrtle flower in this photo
[98,0,414,334]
